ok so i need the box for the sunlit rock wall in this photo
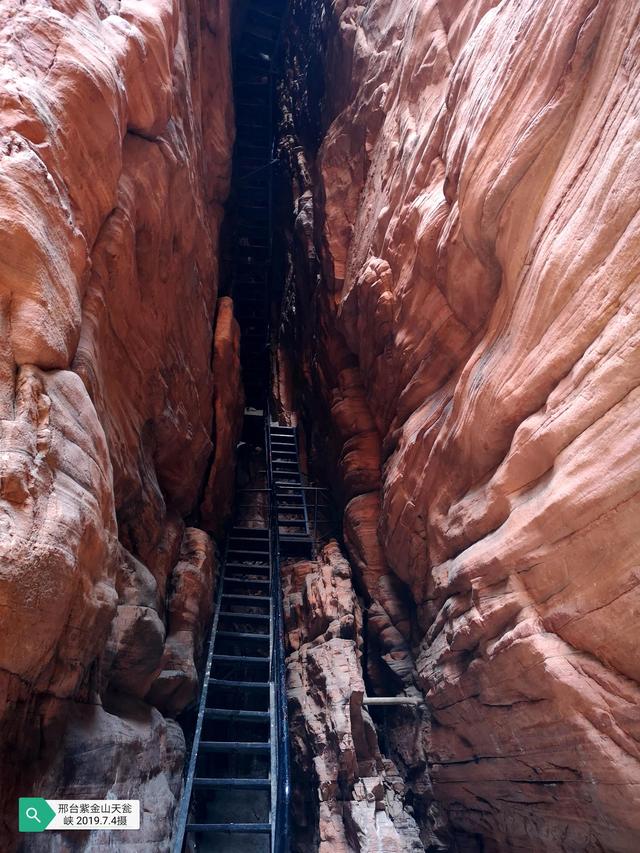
[0,0,238,847]
[280,0,640,849]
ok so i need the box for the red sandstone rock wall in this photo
[283,541,432,852]
[0,0,237,847]
[282,1,640,850]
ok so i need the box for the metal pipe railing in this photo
[265,413,291,853]
[171,538,230,853]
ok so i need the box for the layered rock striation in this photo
[0,0,239,847]
[279,0,640,850]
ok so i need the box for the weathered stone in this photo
[280,0,640,849]
[284,543,428,852]
[0,0,236,846]
[201,296,245,538]
[25,694,185,852]
[147,528,216,717]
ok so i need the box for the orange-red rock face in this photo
[0,0,236,846]
[283,0,640,849]
[201,295,244,537]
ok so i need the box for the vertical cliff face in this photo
[0,0,239,847]
[279,0,640,850]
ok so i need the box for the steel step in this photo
[187,822,271,834]
[205,708,270,722]
[211,654,270,665]
[198,741,271,753]
[219,611,270,622]
[231,527,269,542]
[223,577,270,588]
[193,778,270,789]
[217,631,270,642]
[226,550,271,561]
[208,678,270,690]
[225,575,270,584]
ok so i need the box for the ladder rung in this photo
[205,708,270,722]
[219,611,270,621]
[217,631,270,642]
[221,593,270,603]
[225,575,271,585]
[226,564,270,573]
[224,578,270,587]
[229,527,269,536]
[212,654,269,665]
[226,551,271,561]
[208,679,269,690]
[194,778,270,789]
[229,535,269,543]
[187,823,271,834]
[199,741,271,753]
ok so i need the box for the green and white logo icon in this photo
[18,798,56,832]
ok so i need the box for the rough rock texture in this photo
[283,541,432,852]
[201,295,244,537]
[280,0,640,850]
[25,695,185,853]
[0,0,236,847]
[146,528,216,717]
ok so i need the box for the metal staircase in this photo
[230,0,288,409]
[172,422,312,852]
[267,424,314,559]
[171,3,312,850]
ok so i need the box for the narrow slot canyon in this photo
[0,1,639,852]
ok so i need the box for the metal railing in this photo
[171,538,230,853]
[265,416,291,853]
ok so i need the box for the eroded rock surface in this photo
[201,295,244,538]
[0,0,236,847]
[283,542,438,852]
[26,695,185,853]
[280,0,640,849]
[146,528,216,717]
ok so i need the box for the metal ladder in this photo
[231,0,288,408]
[171,2,302,848]
[172,521,274,850]
[172,418,312,851]
[267,423,314,560]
